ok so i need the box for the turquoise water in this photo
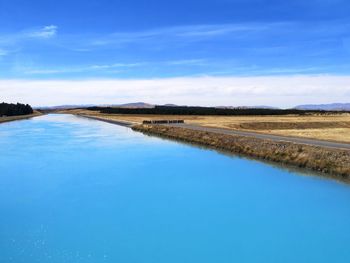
[1,114,350,263]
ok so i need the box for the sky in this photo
[0,0,349,107]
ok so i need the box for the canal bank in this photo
[0,112,42,124]
[132,124,350,180]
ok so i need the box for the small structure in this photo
[142,119,184,124]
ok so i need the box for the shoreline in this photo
[60,110,350,144]
[132,124,350,180]
[62,113,350,181]
[0,112,42,124]
[75,114,133,127]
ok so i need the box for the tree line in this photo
[87,105,339,116]
[0,102,33,116]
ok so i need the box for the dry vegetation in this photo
[64,109,350,143]
[133,124,350,180]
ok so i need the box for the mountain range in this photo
[36,102,350,111]
[294,103,350,111]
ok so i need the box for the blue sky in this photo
[1,0,349,79]
[0,0,350,106]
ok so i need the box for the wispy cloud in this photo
[20,60,213,75]
[89,62,145,70]
[26,25,58,39]
[175,24,267,37]
[0,25,58,45]
[21,62,145,75]
[86,23,268,47]
[23,69,71,75]
[15,60,345,77]
[53,21,350,66]
[1,22,350,78]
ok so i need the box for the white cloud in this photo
[23,69,68,75]
[0,75,349,107]
[89,62,144,70]
[0,25,58,46]
[20,60,209,76]
[175,24,266,37]
[21,62,145,75]
[81,21,349,50]
[86,23,269,47]
[27,25,58,39]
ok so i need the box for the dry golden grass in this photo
[63,109,350,143]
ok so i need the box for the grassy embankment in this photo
[0,111,42,124]
[132,124,350,180]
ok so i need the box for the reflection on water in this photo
[0,114,350,263]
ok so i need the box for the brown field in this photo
[62,109,350,143]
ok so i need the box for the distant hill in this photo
[216,105,279,110]
[36,102,155,110]
[117,102,154,108]
[295,103,350,111]
[37,102,350,112]
[163,103,179,107]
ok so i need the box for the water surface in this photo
[1,114,350,263]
